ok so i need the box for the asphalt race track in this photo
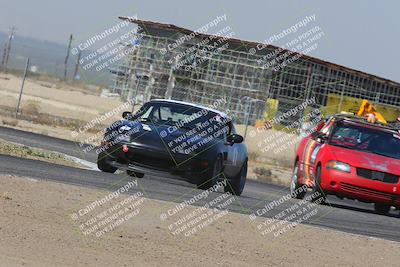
[0,126,399,242]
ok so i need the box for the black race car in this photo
[97,99,248,195]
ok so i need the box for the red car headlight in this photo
[326,161,351,173]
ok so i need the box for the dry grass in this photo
[252,166,289,186]
[22,100,41,116]
[0,138,83,168]
[2,118,18,127]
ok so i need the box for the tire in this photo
[311,165,326,204]
[97,151,117,173]
[127,170,144,178]
[290,161,307,199]
[224,160,247,196]
[197,156,222,190]
[374,203,391,215]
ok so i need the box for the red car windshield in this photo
[329,122,400,160]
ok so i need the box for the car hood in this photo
[328,145,400,175]
[108,120,219,155]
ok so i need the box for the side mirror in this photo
[122,111,132,120]
[227,134,244,144]
[311,131,328,142]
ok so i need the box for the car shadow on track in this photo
[326,202,400,219]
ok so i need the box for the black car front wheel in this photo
[127,170,144,178]
[197,156,223,190]
[224,160,247,196]
[97,151,117,173]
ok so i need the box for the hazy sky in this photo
[0,0,399,82]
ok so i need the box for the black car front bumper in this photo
[103,142,211,184]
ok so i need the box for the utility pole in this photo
[2,26,16,72]
[73,50,81,80]
[63,34,73,81]
[15,57,29,118]
[1,43,6,68]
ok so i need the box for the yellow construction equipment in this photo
[357,99,387,124]
[253,99,397,129]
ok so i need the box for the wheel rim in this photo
[312,166,327,203]
[239,162,247,190]
[290,164,299,194]
[315,166,322,191]
[213,158,222,184]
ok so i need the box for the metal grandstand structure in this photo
[109,17,400,125]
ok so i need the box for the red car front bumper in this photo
[320,167,400,207]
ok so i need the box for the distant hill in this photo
[0,32,112,86]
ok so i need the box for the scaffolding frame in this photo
[110,20,400,125]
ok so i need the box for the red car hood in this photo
[328,145,400,176]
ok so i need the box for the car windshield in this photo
[132,102,227,130]
[329,121,400,160]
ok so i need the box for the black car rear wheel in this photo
[374,203,391,215]
[224,160,247,196]
[97,152,117,173]
[197,156,222,190]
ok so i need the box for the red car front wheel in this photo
[311,165,327,204]
[374,203,391,215]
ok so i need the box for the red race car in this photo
[290,114,400,215]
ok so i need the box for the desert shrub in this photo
[253,167,273,177]
[248,151,259,162]
[22,100,41,116]
[2,118,18,127]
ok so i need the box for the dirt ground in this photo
[1,175,399,267]
[0,74,122,122]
